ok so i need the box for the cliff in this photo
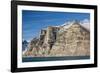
[23,21,90,57]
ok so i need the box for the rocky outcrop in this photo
[50,21,90,56]
[23,21,90,57]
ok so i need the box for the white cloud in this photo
[80,19,90,31]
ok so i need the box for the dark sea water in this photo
[22,56,90,62]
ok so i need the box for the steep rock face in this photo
[23,38,39,57]
[50,22,90,56]
[23,21,90,57]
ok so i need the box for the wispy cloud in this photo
[80,19,90,30]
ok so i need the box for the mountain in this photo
[23,20,90,57]
[22,40,28,51]
[50,21,90,56]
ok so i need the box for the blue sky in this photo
[22,10,90,41]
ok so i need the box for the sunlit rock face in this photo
[50,21,90,56]
[23,21,90,57]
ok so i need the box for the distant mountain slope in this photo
[22,40,28,51]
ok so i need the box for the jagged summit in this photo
[61,20,79,25]
[62,20,79,28]
[60,20,90,32]
[42,20,89,32]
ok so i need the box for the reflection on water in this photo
[22,56,90,62]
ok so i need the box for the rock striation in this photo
[23,21,90,57]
